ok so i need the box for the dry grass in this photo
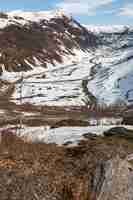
[0,132,132,199]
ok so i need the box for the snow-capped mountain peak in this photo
[7,9,65,22]
[84,25,132,34]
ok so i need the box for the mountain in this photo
[84,25,132,34]
[86,26,133,106]
[0,10,97,73]
[0,10,133,108]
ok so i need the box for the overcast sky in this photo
[1,0,133,25]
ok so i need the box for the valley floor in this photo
[0,102,131,145]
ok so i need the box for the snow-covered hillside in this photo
[8,10,63,22]
[0,10,97,73]
[87,27,133,105]
[0,10,65,28]
[0,10,132,107]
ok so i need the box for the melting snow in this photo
[16,125,133,146]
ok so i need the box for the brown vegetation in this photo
[0,131,132,199]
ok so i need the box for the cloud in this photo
[119,4,133,16]
[102,9,116,14]
[55,0,116,15]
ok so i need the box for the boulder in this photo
[96,156,133,200]
[103,127,133,140]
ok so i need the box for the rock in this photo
[96,156,133,200]
[103,127,133,140]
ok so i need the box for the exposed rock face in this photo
[103,127,133,140]
[96,156,133,200]
[0,13,97,73]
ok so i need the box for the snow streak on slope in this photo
[87,30,133,105]
[12,50,94,106]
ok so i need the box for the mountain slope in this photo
[87,27,133,105]
[0,11,97,74]
[0,11,132,107]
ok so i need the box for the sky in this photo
[1,0,133,25]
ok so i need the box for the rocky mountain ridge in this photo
[0,11,97,74]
